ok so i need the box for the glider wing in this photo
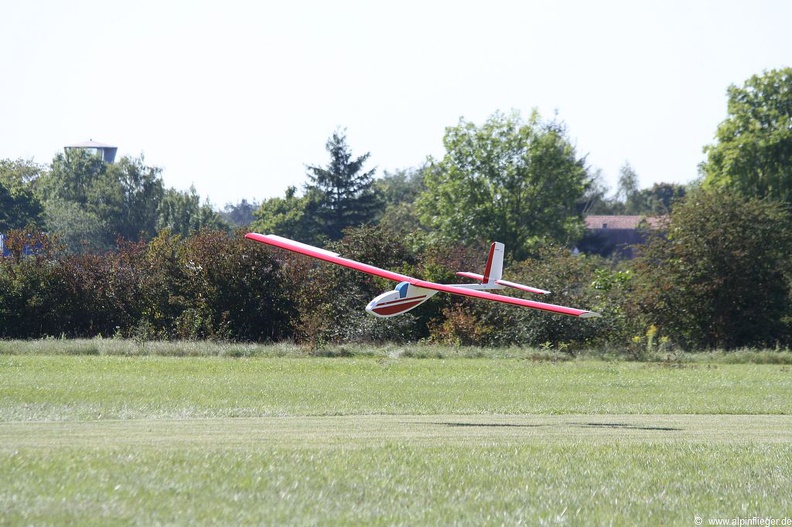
[244,233,413,283]
[245,232,600,318]
[410,279,599,318]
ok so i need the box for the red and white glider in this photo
[245,233,601,319]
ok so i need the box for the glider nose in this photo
[365,283,436,317]
[366,290,426,317]
[365,297,385,316]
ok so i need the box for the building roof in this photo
[65,139,116,149]
[585,215,664,230]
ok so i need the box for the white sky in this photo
[2,0,790,207]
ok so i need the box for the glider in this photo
[245,233,601,319]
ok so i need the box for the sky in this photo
[2,1,791,208]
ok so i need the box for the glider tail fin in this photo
[482,242,505,285]
[454,241,551,295]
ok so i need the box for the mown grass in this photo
[3,337,792,363]
[3,415,792,526]
[1,341,791,525]
[2,354,792,420]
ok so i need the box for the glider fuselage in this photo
[366,281,438,317]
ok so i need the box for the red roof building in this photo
[580,215,665,258]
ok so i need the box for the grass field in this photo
[1,342,791,525]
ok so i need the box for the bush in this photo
[421,246,631,351]
[0,231,66,338]
[474,247,626,350]
[178,229,294,341]
[629,189,792,350]
[0,229,295,342]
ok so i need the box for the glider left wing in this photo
[245,233,413,283]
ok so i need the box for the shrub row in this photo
[2,225,788,352]
[0,229,292,342]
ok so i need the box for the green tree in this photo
[630,188,792,350]
[616,162,640,213]
[702,68,792,203]
[417,110,589,260]
[37,150,165,249]
[375,167,426,206]
[305,129,381,240]
[104,156,164,241]
[44,200,108,253]
[0,158,42,188]
[631,183,687,215]
[373,167,427,238]
[37,149,106,206]
[157,187,229,238]
[250,186,322,243]
[36,150,115,250]
[0,159,44,230]
[579,168,616,215]
[221,199,260,227]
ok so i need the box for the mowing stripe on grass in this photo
[2,415,791,526]
[2,356,792,419]
[2,414,792,450]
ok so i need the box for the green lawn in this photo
[1,349,791,525]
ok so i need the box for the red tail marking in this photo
[483,242,497,284]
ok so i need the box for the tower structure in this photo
[64,139,117,163]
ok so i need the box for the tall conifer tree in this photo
[305,130,380,240]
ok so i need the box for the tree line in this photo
[1,152,228,253]
[1,68,791,351]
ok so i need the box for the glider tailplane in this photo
[495,279,551,296]
[455,242,504,288]
[455,241,551,296]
